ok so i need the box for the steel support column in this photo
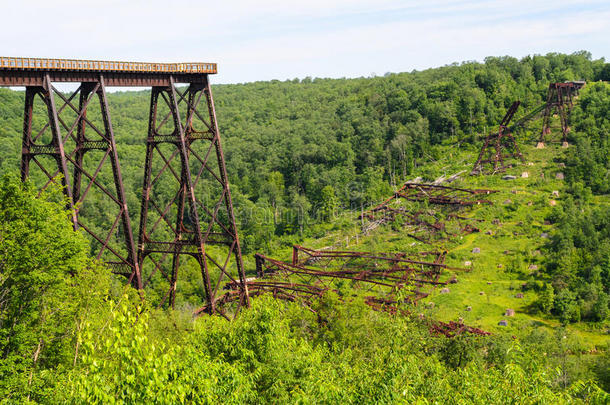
[539,83,574,146]
[137,76,248,315]
[20,75,141,288]
[21,74,78,228]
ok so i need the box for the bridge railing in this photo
[0,57,217,74]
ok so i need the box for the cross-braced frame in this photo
[20,74,141,287]
[471,101,524,175]
[137,76,248,315]
[538,82,576,146]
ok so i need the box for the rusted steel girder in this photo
[209,247,486,337]
[0,70,207,87]
[245,247,465,310]
[196,280,329,316]
[395,183,497,205]
[429,320,491,337]
[362,298,491,337]
[361,205,445,240]
[471,101,525,175]
[362,183,496,217]
[361,206,482,243]
[20,74,141,288]
[256,251,458,288]
[202,246,452,314]
[0,56,216,87]
[364,295,426,315]
[202,276,426,316]
[291,245,449,271]
[255,254,409,291]
[292,246,467,289]
[137,76,248,315]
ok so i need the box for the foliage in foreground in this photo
[0,176,111,401]
[0,176,607,403]
[66,295,608,404]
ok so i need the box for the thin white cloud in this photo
[211,5,610,81]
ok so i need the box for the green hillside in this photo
[0,52,608,402]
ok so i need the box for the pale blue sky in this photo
[2,0,609,84]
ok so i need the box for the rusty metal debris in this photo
[206,246,468,317]
[254,253,444,294]
[290,245,448,269]
[364,296,411,315]
[390,183,497,206]
[359,183,496,242]
[364,297,491,337]
[196,280,328,316]
[429,320,491,337]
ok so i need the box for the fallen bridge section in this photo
[359,182,496,242]
[204,246,468,314]
[363,297,491,337]
[392,183,497,206]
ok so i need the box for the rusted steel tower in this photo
[0,57,248,315]
[137,79,249,314]
[537,82,577,147]
[471,101,524,175]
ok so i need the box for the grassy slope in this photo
[259,123,609,348]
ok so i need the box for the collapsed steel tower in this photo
[358,182,496,243]
[471,101,524,175]
[471,81,586,175]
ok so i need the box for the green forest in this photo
[0,51,609,403]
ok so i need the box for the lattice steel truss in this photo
[393,183,497,206]
[20,74,141,287]
[137,78,248,314]
[5,58,249,316]
[289,245,448,282]
[206,246,467,314]
[538,82,576,146]
[197,281,329,316]
[471,101,524,175]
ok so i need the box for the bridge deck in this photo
[0,57,216,86]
